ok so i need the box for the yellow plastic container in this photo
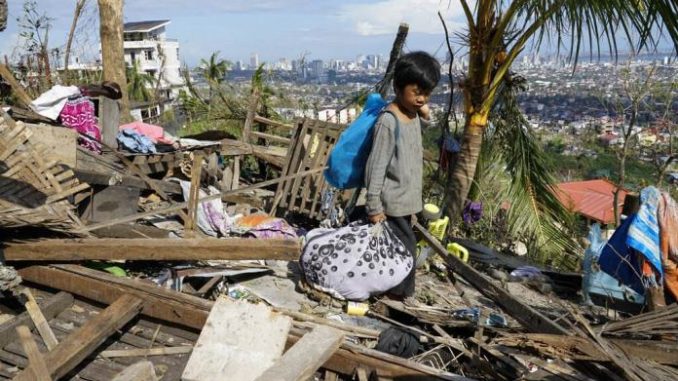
[446,242,469,263]
[428,216,449,241]
[346,301,369,316]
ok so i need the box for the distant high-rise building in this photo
[366,54,378,69]
[664,56,670,66]
[250,53,259,69]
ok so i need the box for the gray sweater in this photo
[365,111,423,217]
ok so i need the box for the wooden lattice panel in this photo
[0,115,87,230]
[273,118,344,219]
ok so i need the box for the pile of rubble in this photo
[0,99,676,381]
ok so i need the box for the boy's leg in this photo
[386,215,417,297]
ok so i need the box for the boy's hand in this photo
[368,213,387,224]
[418,104,431,120]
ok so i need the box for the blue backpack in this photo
[324,93,399,189]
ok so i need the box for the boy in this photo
[365,51,441,298]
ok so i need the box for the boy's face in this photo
[397,84,432,114]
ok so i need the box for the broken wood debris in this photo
[14,294,144,381]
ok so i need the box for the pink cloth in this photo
[119,121,173,144]
[59,97,101,153]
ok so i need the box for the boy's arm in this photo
[365,115,396,217]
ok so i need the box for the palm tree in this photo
[126,60,154,102]
[444,0,678,220]
[199,51,230,100]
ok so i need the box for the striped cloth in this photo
[627,186,663,278]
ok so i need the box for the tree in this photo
[64,0,87,84]
[444,0,678,220]
[199,51,230,101]
[16,1,54,90]
[599,63,659,225]
[126,61,154,102]
[97,0,131,121]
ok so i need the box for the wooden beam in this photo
[0,292,73,348]
[415,222,569,335]
[0,64,32,107]
[20,289,59,350]
[100,346,193,358]
[232,91,260,190]
[3,237,301,261]
[253,114,295,130]
[18,266,465,380]
[254,325,344,381]
[76,165,326,233]
[184,153,204,235]
[14,294,144,381]
[16,325,52,381]
[249,131,291,145]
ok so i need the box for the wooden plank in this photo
[100,346,193,358]
[273,119,310,212]
[20,289,59,351]
[3,237,301,261]
[415,222,569,335]
[15,325,52,381]
[0,64,32,107]
[14,294,144,381]
[182,298,292,381]
[0,291,73,348]
[288,120,315,211]
[249,131,291,145]
[254,325,344,381]
[111,361,158,381]
[184,153,204,235]
[254,114,295,130]
[76,165,326,233]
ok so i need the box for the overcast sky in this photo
[1,0,469,66]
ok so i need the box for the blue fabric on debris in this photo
[598,215,645,294]
[117,128,157,154]
[583,223,644,304]
[627,186,663,277]
[452,307,507,327]
[510,266,543,279]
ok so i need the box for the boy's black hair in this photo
[393,51,441,93]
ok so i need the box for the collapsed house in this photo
[0,71,677,380]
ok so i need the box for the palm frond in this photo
[478,83,580,267]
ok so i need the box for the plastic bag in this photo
[300,222,413,301]
[324,93,387,189]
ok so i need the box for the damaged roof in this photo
[556,178,629,225]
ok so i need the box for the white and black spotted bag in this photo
[300,222,413,301]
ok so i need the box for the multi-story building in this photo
[123,20,184,100]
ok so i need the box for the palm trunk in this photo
[446,112,487,219]
[97,0,131,122]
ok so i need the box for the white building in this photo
[123,20,184,100]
